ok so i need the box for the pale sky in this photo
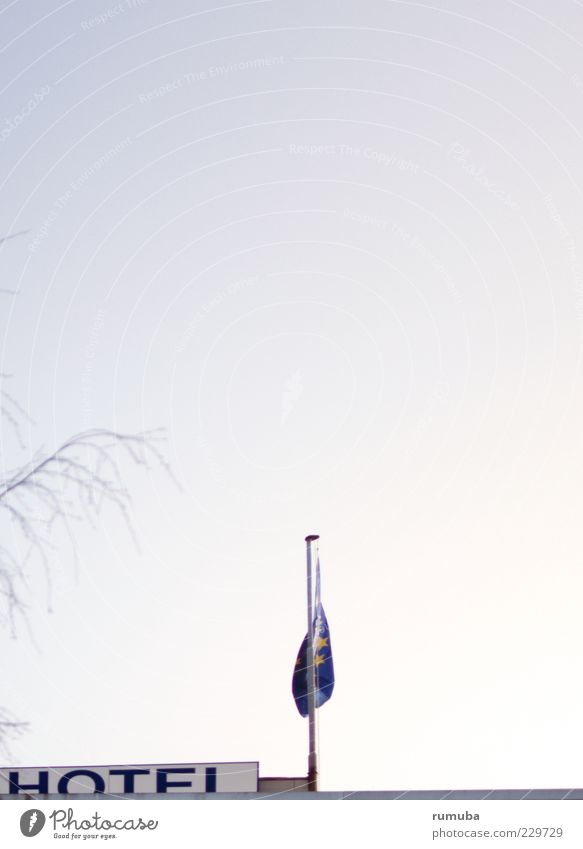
[2,0,583,792]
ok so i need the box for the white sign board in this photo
[0,762,258,795]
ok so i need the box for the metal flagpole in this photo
[305,533,319,792]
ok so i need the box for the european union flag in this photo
[292,559,335,717]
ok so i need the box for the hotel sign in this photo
[0,762,258,795]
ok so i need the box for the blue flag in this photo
[292,558,335,717]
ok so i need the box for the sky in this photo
[1,0,583,792]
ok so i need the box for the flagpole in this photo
[305,533,319,792]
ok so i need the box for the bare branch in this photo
[0,428,174,637]
[0,374,34,449]
[0,230,30,246]
[0,708,29,760]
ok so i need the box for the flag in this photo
[292,557,335,717]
